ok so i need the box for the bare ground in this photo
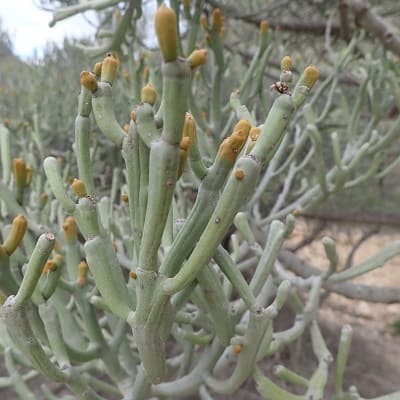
[285,220,400,398]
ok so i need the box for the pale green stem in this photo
[43,157,76,214]
[197,265,233,345]
[14,233,55,305]
[0,124,11,183]
[92,83,126,146]
[4,348,36,400]
[75,86,95,196]
[328,241,400,283]
[334,324,353,397]
[273,365,309,388]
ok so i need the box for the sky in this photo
[0,0,96,60]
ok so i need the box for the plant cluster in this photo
[0,1,400,399]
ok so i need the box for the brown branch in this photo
[343,227,380,269]
[204,0,341,36]
[345,0,400,56]
[286,220,326,252]
[339,1,353,41]
[279,249,400,303]
[252,19,340,36]
[300,210,400,228]
[206,0,400,56]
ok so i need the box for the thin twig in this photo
[343,227,380,269]
[346,0,400,56]
[204,0,341,35]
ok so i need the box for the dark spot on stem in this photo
[384,32,393,42]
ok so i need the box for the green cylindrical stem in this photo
[210,68,223,134]
[133,274,174,384]
[250,221,285,296]
[122,123,141,257]
[64,239,81,282]
[44,157,76,214]
[138,59,190,274]
[75,84,95,195]
[0,182,26,218]
[334,324,353,395]
[75,115,95,196]
[306,322,332,399]
[39,256,64,300]
[250,94,294,164]
[1,297,68,383]
[254,367,303,400]
[186,0,203,54]
[328,241,400,283]
[136,103,160,147]
[163,156,259,295]
[92,83,126,146]
[274,365,309,388]
[160,157,235,277]
[0,247,19,295]
[197,265,233,345]
[138,140,179,272]
[0,124,11,183]
[76,196,101,239]
[204,307,273,394]
[152,339,224,397]
[84,235,132,321]
[73,291,126,384]
[214,246,256,309]
[38,302,70,368]
[138,138,150,232]
[15,233,55,305]
[131,365,152,400]
[4,348,36,400]
[160,60,191,144]
[74,289,104,345]
[50,290,88,350]
[187,129,207,179]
